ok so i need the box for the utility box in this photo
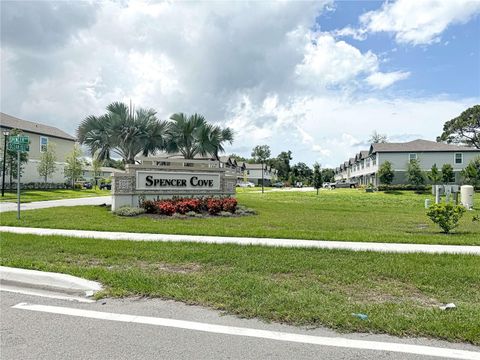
[461,185,474,209]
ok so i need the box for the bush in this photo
[426,203,466,233]
[141,200,156,214]
[115,206,145,217]
[222,198,238,213]
[157,201,176,216]
[207,198,223,215]
[175,199,201,214]
[378,184,431,192]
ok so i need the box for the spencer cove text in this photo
[145,175,214,188]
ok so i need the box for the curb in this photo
[0,266,102,297]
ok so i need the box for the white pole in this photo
[17,150,20,220]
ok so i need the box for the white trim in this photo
[11,303,480,359]
[408,153,417,162]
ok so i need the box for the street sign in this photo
[8,136,29,152]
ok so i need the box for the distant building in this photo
[1,112,76,184]
[82,166,120,183]
[334,139,480,185]
[244,163,277,186]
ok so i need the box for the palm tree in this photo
[77,102,168,164]
[166,113,234,159]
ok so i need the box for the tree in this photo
[3,129,28,188]
[269,151,292,181]
[103,158,125,170]
[369,130,388,144]
[292,162,313,184]
[378,161,394,185]
[321,168,335,183]
[78,102,168,164]
[37,142,57,183]
[251,145,271,194]
[92,155,102,189]
[166,113,234,159]
[460,157,480,186]
[441,163,455,184]
[437,105,480,149]
[312,162,323,195]
[406,159,426,186]
[427,163,442,185]
[64,144,84,188]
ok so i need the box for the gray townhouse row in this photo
[334,139,480,186]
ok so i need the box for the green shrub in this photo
[114,206,145,217]
[426,203,466,233]
[378,184,431,192]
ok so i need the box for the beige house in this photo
[334,139,480,185]
[0,112,76,184]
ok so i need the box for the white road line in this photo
[2,226,480,254]
[12,303,480,359]
[1,287,95,303]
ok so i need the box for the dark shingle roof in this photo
[370,139,479,153]
[0,112,76,141]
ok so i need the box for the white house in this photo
[1,112,76,185]
[334,139,480,185]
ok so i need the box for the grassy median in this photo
[1,190,479,245]
[1,232,479,344]
[0,189,111,203]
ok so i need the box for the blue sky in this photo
[318,0,480,99]
[1,0,479,167]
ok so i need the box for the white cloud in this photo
[360,0,480,45]
[366,71,411,89]
[295,33,378,87]
[0,0,477,168]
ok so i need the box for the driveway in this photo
[0,196,111,213]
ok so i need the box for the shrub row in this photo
[377,184,432,191]
[141,197,238,216]
[2,182,69,190]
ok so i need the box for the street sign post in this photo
[7,135,29,219]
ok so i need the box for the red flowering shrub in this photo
[141,200,156,214]
[147,197,240,216]
[157,201,176,216]
[222,198,237,213]
[207,198,223,215]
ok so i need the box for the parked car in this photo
[294,182,303,188]
[272,182,285,188]
[330,180,358,189]
[322,182,335,188]
[236,181,255,188]
[83,182,93,189]
[100,183,112,190]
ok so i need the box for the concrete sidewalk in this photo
[0,196,111,213]
[2,226,479,255]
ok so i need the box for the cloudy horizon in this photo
[1,0,479,168]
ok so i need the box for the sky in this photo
[1,0,479,168]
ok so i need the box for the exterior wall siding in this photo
[1,129,75,183]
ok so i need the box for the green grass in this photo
[1,232,479,344]
[0,188,111,203]
[2,190,479,245]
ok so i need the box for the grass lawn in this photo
[0,189,111,203]
[1,232,479,344]
[1,189,479,245]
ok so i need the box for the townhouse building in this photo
[1,112,76,184]
[334,139,480,185]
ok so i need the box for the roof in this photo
[370,139,479,153]
[244,163,267,170]
[0,112,75,141]
[83,166,121,173]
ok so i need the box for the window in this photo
[409,153,417,162]
[455,153,463,164]
[40,136,48,152]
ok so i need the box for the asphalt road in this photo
[1,291,479,360]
